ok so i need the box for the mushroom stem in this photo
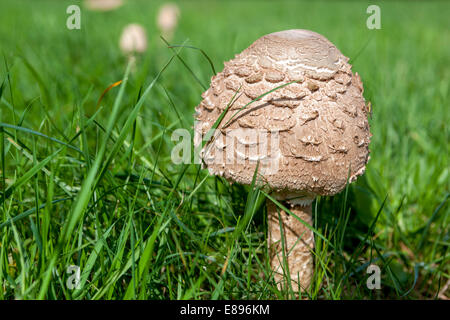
[127,54,137,73]
[267,201,314,292]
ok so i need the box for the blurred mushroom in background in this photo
[84,0,123,11]
[119,23,148,71]
[156,3,180,41]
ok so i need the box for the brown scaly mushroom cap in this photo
[195,29,371,203]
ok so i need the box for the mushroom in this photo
[194,30,371,292]
[84,0,123,11]
[119,24,148,71]
[119,24,148,55]
[156,3,180,41]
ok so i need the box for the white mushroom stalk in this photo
[194,29,372,293]
[119,24,148,71]
[267,196,315,291]
[84,0,123,11]
[156,3,180,41]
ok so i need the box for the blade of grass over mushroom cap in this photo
[222,80,300,128]
[201,80,300,150]
[201,86,242,150]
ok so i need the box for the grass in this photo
[0,0,448,299]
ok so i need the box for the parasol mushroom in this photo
[194,29,371,292]
[119,23,148,71]
[119,23,148,55]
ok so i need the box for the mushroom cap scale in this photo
[195,29,371,197]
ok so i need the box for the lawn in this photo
[0,0,448,299]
